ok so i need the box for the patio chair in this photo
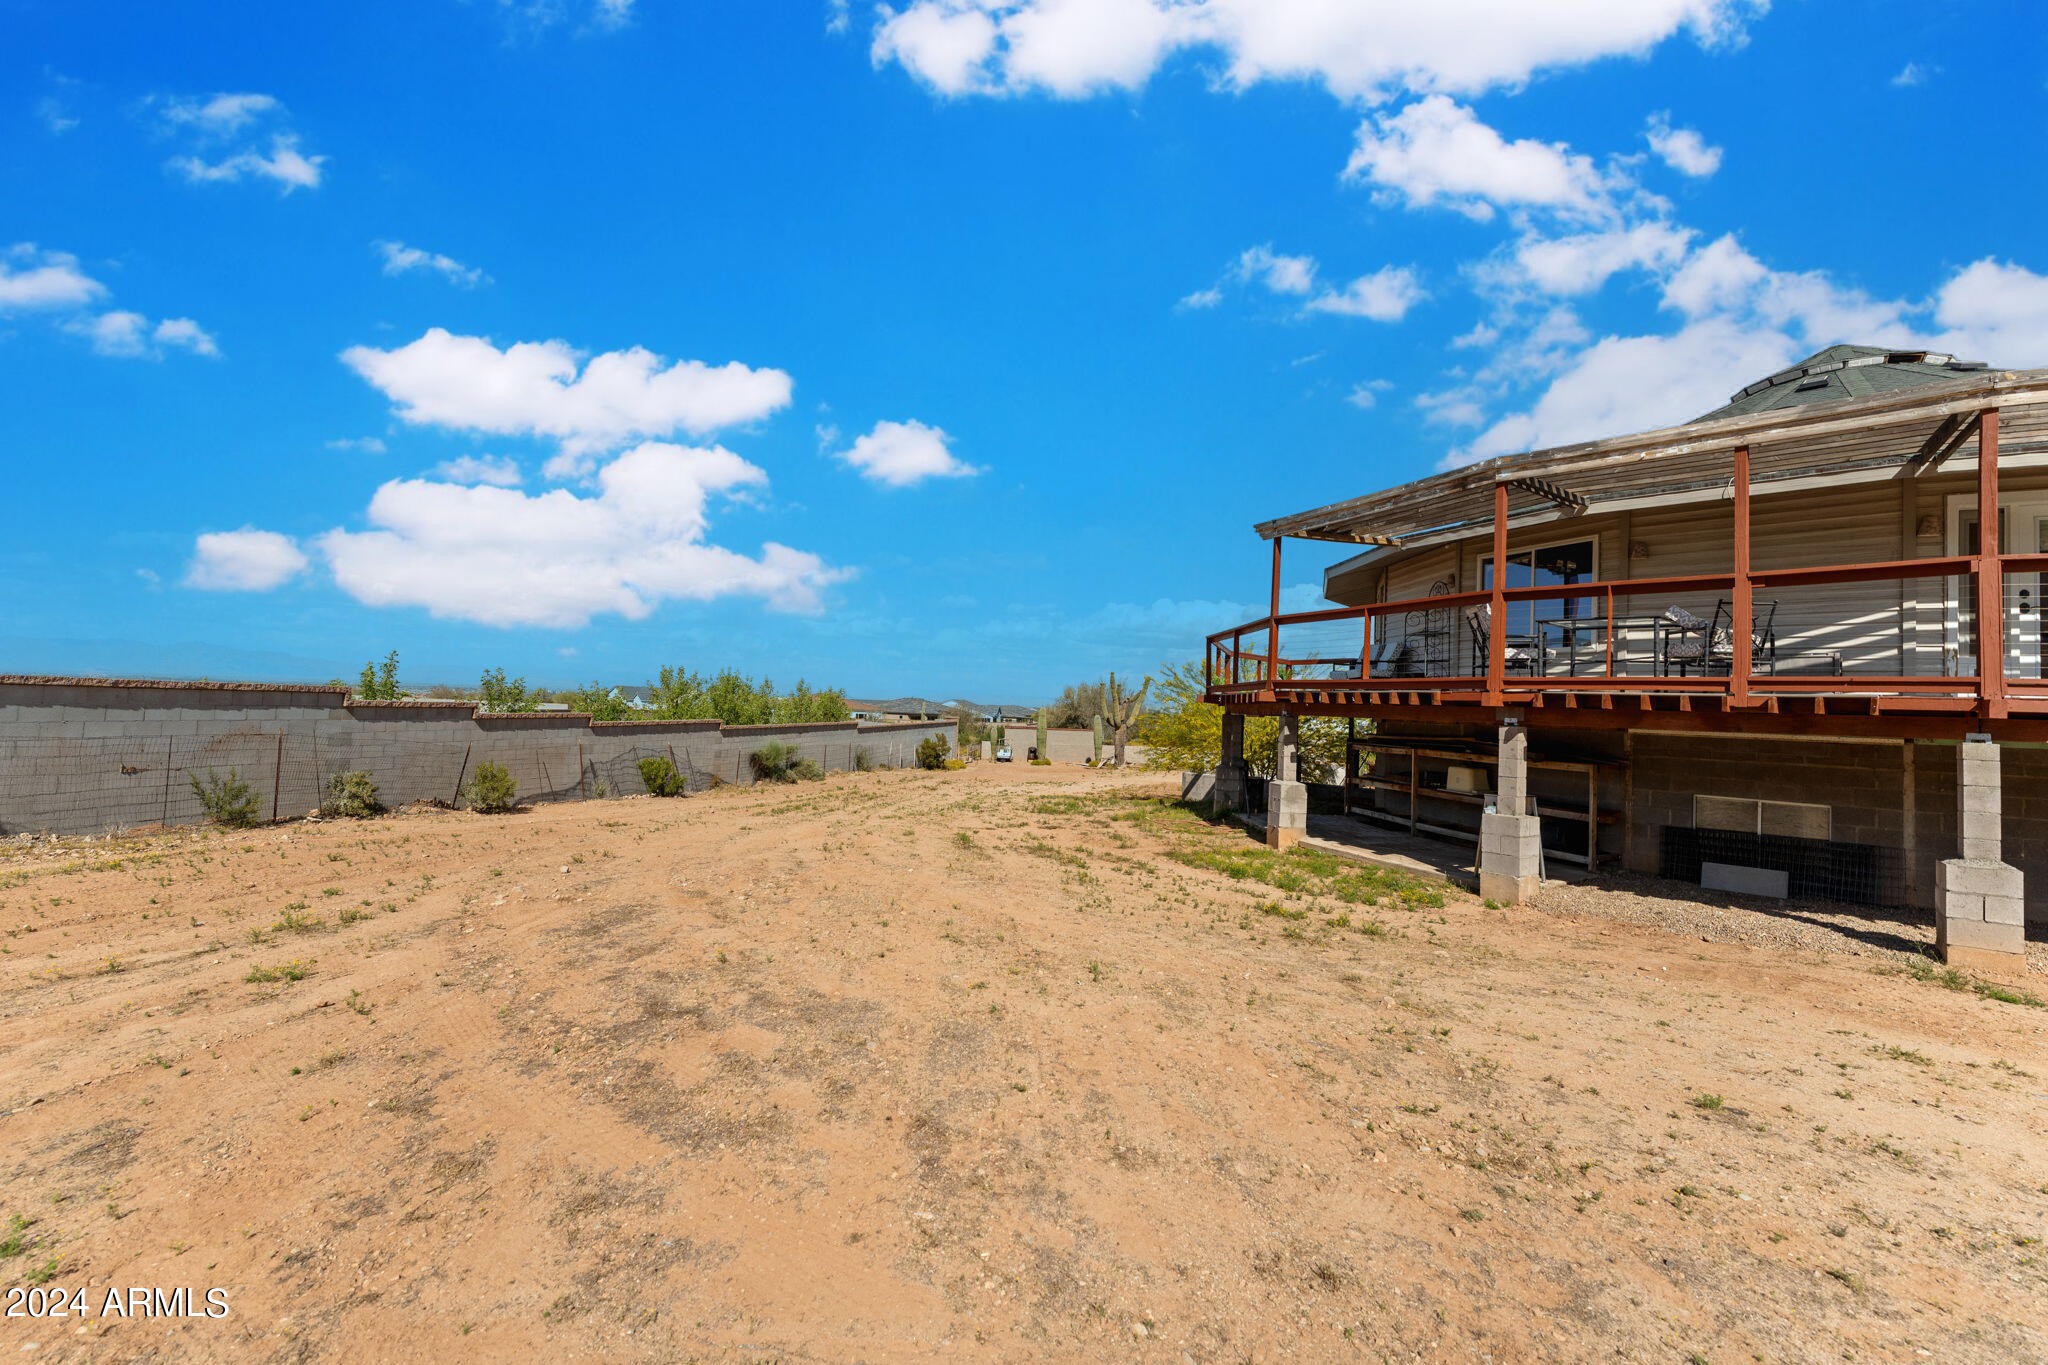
[1465,604,1541,675]
[1662,599,1778,676]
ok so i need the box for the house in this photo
[1204,346,2044,973]
[844,697,953,722]
[950,699,1039,724]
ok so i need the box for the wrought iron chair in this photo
[1465,604,1542,675]
[1663,599,1779,675]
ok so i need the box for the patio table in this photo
[1534,612,1671,676]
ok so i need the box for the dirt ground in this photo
[2,764,2044,1364]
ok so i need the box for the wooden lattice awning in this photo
[1254,368,2048,546]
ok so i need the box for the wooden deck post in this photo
[1486,482,1508,705]
[1976,409,2005,718]
[1264,535,1282,700]
[1730,445,1753,705]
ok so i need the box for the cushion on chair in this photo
[1663,605,1707,629]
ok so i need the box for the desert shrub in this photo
[637,755,687,797]
[915,734,951,771]
[463,761,518,814]
[322,769,382,818]
[852,747,875,772]
[791,757,825,782]
[190,768,260,828]
[749,742,800,783]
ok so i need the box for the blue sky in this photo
[5,1,2046,700]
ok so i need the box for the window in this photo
[1479,536,1598,638]
[1694,795,1831,841]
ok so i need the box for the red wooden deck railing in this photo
[1206,410,2033,717]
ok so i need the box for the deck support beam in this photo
[1486,484,1508,706]
[1263,537,1283,702]
[1936,734,2026,971]
[1976,409,2006,719]
[1265,712,1307,849]
[1478,720,1542,904]
[1214,712,1247,813]
[1731,446,1753,706]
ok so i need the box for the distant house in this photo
[845,697,953,722]
[950,699,1038,724]
[608,685,656,710]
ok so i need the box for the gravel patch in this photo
[1529,866,2048,973]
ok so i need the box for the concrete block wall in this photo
[1016,726,1152,765]
[1626,734,1909,866]
[0,677,956,836]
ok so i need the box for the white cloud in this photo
[1644,112,1722,177]
[1448,236,1931,466]
[1190,245,1420,321]
[833,418,980,486]
[431,454,524,487]
[1461,317,1798,461]
[376,240,490,288]
[991,0,1183,97]
[1305,265,1425,321]
[313,442,847,628]
[1513,222,1694,295]
[160,92,281,134]
[1892,61,1936,88]
[0,243,106,311]
[827,0,852,33]
[495,0,635,33]
[340,328,795,472]
[1930,258,2048,363]
[149,316,219,356]
[2,244,213,358]
[1660,233,1910,342]
[186,528,309,591]
[171,135,325,192]
[1345,379,1393,409]
[158,93,324,192]
[869,0,1759,102]
[64,310,218,359]
[872,4,1001,94]
[36,97,78,134]
[1236,244,1317,296]
[325,436,388,454]
[1345,96,1622,222]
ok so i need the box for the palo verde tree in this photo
[1095,670,1151,767]
[1135,659,1349,782]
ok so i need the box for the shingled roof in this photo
[1694,345,1991,422]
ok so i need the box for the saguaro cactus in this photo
[1098,671,1151,768]
[1036,709,1048,761]
[1091,716,1104,764]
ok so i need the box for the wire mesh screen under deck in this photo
[1659,826,1901,908]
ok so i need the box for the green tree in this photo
[1043,680,1108,729]
[557,681,634,721]
[354,651,402,701]
[1134,659,1350,783]
[643,666,851,724]
[478,667,536,713]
